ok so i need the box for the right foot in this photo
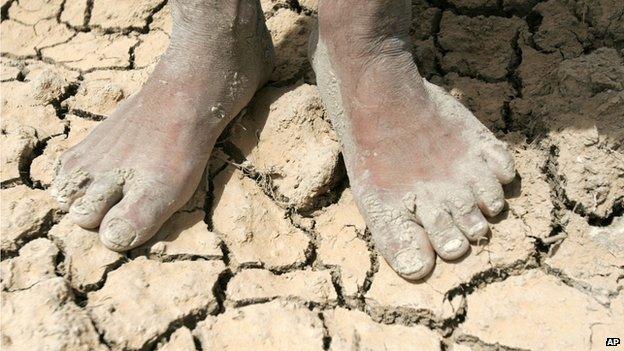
[52,0,274,250]
[311,1,516,280]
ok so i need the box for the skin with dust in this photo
[51,0,275,250]
[52,0,515,279]
[310,0,516,279]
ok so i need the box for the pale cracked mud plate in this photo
[1,0,623,350]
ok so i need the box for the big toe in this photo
[100,217,138,250]
[99,185,175,251]
[386,228,436,281]
[360,194,436,280]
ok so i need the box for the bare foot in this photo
[311,1,516,279]
[51,0,274,250]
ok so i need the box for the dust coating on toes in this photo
[357,191,436,279]
[42,0,276,255]
[50,168,92,211]
[310,31,516,279]
[67,169,129,229]
[51,163,175,251]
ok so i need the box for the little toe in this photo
[472,175,506,217]
[68,173,124,229]
[481,143,516,184]
[99,185,174,251]
[416,204,470,260]
[50,168,92,211]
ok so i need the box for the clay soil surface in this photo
[1,0,623,350]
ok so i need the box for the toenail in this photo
[394,248,425,276]
[71,199,92,216]
[469,221,488,237]
[443,239,464,253]
[491,199,504,213]
[102,219,137,250]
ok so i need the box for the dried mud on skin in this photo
[1,0,623,350]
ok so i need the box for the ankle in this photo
[162,0,273,86]
[172,0,259,26]
[170,0,263,48]
[318,0,412,69]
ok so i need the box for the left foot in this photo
[311,1,516,280]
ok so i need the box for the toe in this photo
[68,173,124,229]
[359,193,435,280]
[453,207,489,241]
[378,224,436,280]
[100,217,137,250]
[416,203,470,260]
[481,143,516,184]
[381,219,436,281]
[50,168,91,211]
[446,190,490,241]
[99,185,175,251]
[472,175,506,217]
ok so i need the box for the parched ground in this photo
[1,0,623,350]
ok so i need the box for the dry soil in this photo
[1,0,623,350]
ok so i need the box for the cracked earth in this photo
[1,0,623,350]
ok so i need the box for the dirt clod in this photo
[545,212,624,304]
[313,188,370,296]
[87,258,225,350]
[1,186,59,254]
[156,327,196,351]
[49,217,124,292]
[211,166,310,269]
[458,271,616,350]
[229,84,341,210]
[439,12,525,80]
[133,210,222,260]
[227,268,337,305]
[324,308,441,351]
[1,277,107,351]
[194,300,325,351]
[1,238,59,291]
